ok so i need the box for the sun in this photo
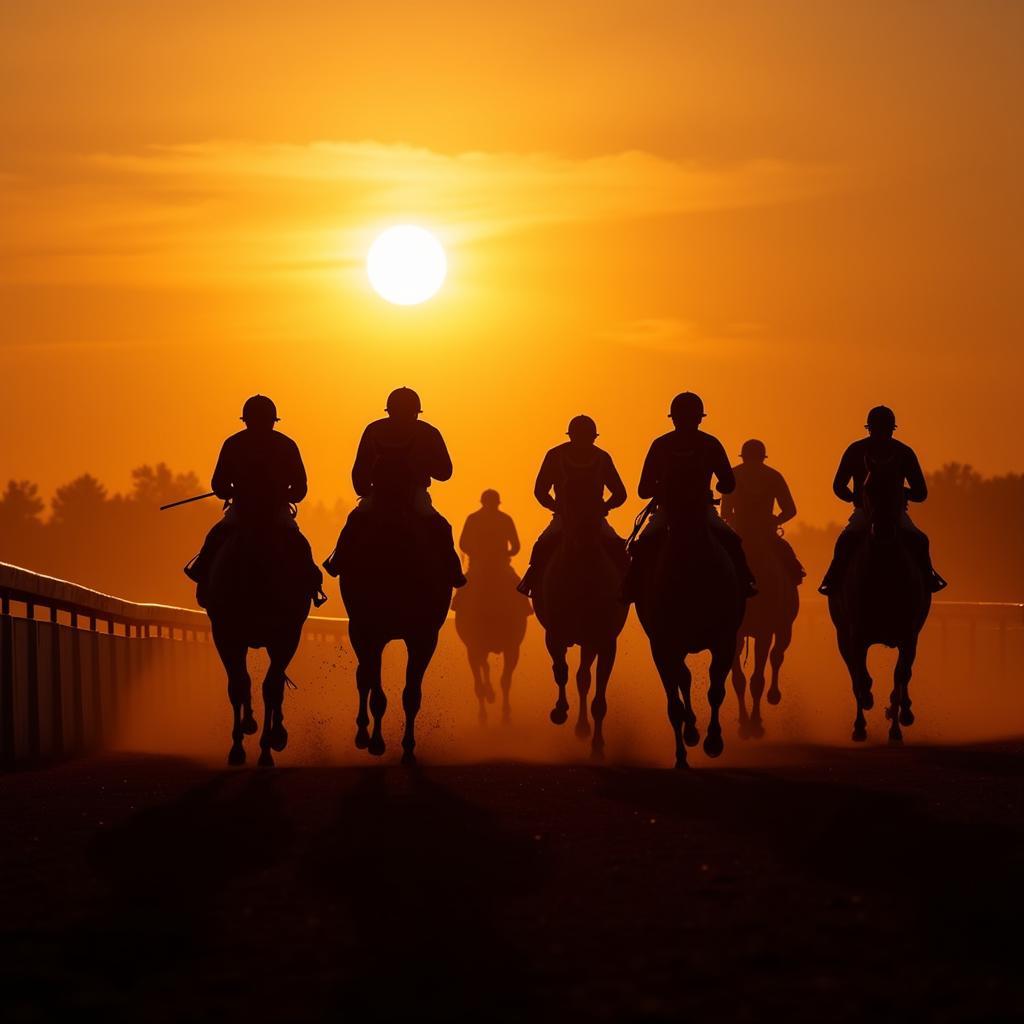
[366,225,447,306]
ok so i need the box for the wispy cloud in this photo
[2,141,846,284]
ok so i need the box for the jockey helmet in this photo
[866,406,897,432]
[386,387,422,417]
[241,394,279,423]
[669,392,705,421]
[740,439,767,461]
[567,415,598,440]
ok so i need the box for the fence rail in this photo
[2,562,1021,767]
[0,562,346,766]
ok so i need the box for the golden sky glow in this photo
[2,1,1022,544]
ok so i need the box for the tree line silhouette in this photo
[0,460,1020,605]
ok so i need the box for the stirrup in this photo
[313,588,329,608]
[929,572,948,593]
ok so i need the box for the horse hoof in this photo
[355,728,370,749]
[258,748,275,768]
[367,736,386,757]
[674,755,689,770]
[401,749,417,766]
[749,722,765,740]
[683,723,700,748]
[703,733,724,759]
[550,706,569,726]
[889,728,903,744]
[575,721,591,739]
[852,726,867,742]
[269,724,288,752]
[900,707,915,727]
[484,686,496,705]
[737,722,749,740]
[227,744,246,767]
[590,744,605,762]
[241,712,258,735]
[766,687,781,706]
[861,692,874,711]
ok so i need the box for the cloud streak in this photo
[2,140,846,284]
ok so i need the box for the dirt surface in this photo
[2,744,1023,1023]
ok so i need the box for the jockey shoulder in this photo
[211,429,307,510]
[836,437,927,508]
[540,441,627,515]
[353,417,453,498]
[639,429,734,503]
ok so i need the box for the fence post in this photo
[26,602,40,760]
[50,606,63,757]
[70,612,84,753]
[1,595,14,766]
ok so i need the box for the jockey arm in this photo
[423,424,454,483]
[832,445,858,504]
[286,440,308,504]
[211,440,234,501]
[350,425,376,498]
[904,450,928,504]
[774,473,797,525]
[506,514,522,557]
[534,451,559,513]
[637,441,661,502]
[711,439,735,496]
[602,455,628,515]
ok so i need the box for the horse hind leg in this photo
[840,639,871,742]
[545,632,570,726]
[575,646,596,739]
[887,640,918,741]
[589,640,616,761]
[213,629,251,767]
[257,629,302,767]
[467,648,487,725]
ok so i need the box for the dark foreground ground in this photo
[2,744,1023,1023]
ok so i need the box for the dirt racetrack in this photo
[2,743,1022,1023]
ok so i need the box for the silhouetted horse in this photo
[635,502,746,767]
[828,456,931,742]
[205,524,313,767]
[531,511,628,759]
[731,533,800,738]
[453,564,531,724]
[336,500,452,764]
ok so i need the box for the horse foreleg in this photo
[888,638,918,741]
[590,639,616,761]
[747,633,771,739]
[703,643,732,759]
[731,636,751,738]
[500,644,520,724]
[766,620,793,706]
[212,626,251,767]
[354,639,386,756]
[651,643,688,768]
[839,637,871,742]
[402,632,439,765]
[575,645,596,739]
[678,659,699,747]
[258,627,301,768]
[467,647,487,725]
[545,631,570,726]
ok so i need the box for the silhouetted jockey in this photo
[323,387,466,587]
[460,489,521,573]
[624,392,757,602]
[818,406,946,595]
[516,415,628,598]
[721,439,805,584]
[185,395,325,608]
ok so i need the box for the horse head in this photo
[862,454,905,541]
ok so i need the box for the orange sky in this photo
[2,1,1022,544]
